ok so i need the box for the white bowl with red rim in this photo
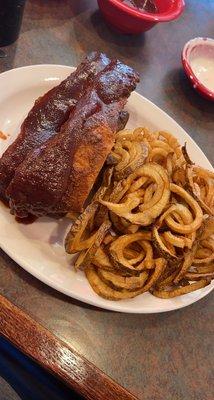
[182,37,214,101]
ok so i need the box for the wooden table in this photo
[0,1,213,399]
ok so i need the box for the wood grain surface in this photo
[0,294,137,400]
[0,1,214,400]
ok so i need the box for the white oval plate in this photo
[0,64,213,313]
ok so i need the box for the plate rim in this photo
[0,63,74,77]
[0,63,213,314]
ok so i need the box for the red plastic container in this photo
[182,37,214,102]
[98,0,185,34]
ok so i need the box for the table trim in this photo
[0,294,138,400]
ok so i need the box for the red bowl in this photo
[97,0,185,34]
[182,37,214,102]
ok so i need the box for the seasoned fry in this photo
[65,202,99,254]
[153,226,179,262]
[156,270,178,289]
[110,211,139,234]
[86,258,166,300]
[65,169,113,254]
[160,234,177,255]
[65,126,213,301]
[172,167,186,186]
[97,269,148,291]
[151,279,210,298]
[101,163,170,226]
[163,231,193,249]
[185,272,214,280]
[109,232,155,274]
[74,250,87,269]
[164,184,203,234]
[66,211,80,221]
[112,136,148,180]
[194,238,214,264]
[89,168,114,230]
[138,240,154,269]
[85,266,146,300]
[103,233,116,245]
[173,242,198,283]
[195,263,214,274]
[186,165,214,215]
[142,258,167,290]
[182,143,194,165]
[200,216,214,240]
[93,247,115,272]
[195,247,212,259]
[75,219,111,268]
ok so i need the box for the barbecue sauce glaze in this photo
[122,0,158,13]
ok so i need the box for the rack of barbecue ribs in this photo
[0,52,111,201]
[0,53,139,218]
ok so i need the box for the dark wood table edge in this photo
[0,294,138,400]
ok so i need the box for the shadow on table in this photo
[90,10,145,49]
[72,9,145,62]
[163,68,214,116]
[24,0,95,21]
[0,43,17,74]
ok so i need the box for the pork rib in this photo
[7,59,139,217]
[0,52,111,200]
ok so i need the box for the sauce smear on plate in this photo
[0,131,7,140]
[0,197,37,222]
[15,215,37,224]
[122,0,158,13]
